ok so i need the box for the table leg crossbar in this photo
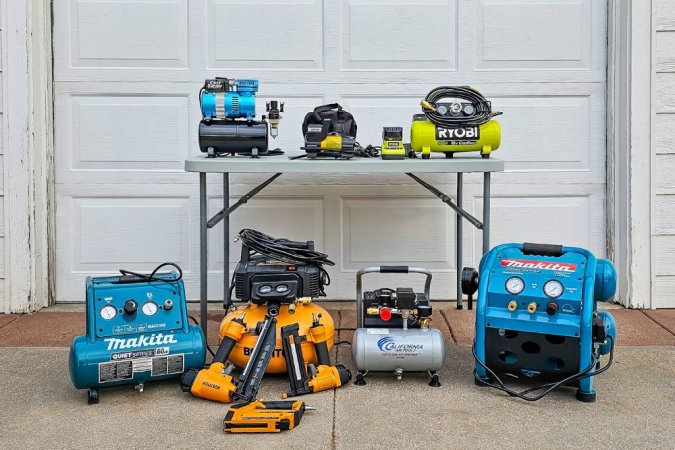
[207,173,283,229]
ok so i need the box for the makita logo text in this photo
[104,333,178,351]
[501,259,576,272]
[436,126,480,140]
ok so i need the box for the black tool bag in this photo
[302,103,357,138]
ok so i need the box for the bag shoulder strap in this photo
[313,103,343,114]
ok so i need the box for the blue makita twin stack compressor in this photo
[461,243,616,402]
[69,263,206,404]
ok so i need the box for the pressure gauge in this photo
[544,280,564,298]
[463,104,476,116]
[100,304,117,320]
[276,284,289,293]
[505,276,525,295]
[437,104,449,116]
[259,285,272,294]
[450,102,462,116]
[142,301,158,316]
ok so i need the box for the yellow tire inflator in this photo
[410,115,501,159]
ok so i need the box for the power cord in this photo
[188,315,216,358]
[472,335,614,401]
[421,86,502,128]
[118,262,183,283]
[237,229,334,267]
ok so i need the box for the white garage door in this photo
[53,0,607,302]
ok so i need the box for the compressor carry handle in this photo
[522,243,563,257]
[356,266,432,328]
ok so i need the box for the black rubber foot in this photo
[576,390,596,403]
[456,304,463,310]
[481,153,490,159]
[354,374,367,386]
[88,389,99,405]
[444,152,454,158]
[422,154,430,160]
[429,374,441,387]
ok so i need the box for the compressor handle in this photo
[355,266,432,328]
[522,243,563,257]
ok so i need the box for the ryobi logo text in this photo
[501,259,577,272]
[377,337,423,353]
[104,333,178,351]
[435,126,480,140]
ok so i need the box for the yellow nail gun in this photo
[224,400,315,433]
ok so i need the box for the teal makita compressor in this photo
[461,243,617,402]
[69,263,206,404]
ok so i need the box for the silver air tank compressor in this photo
[198,78,283,157]
[352,266,445,387]
[69,263,206,404]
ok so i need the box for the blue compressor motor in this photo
[200,77,258,121]
[461,243,617,402]
[69,265,206,404]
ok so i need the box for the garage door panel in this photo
[68,94,191,170]
[56,190,193,301]
[340,0,457,71]
[475,0,593,70]
[61,0,190,68]
[208,0,323,70]
[493,96,592,171]
[340,197,455,270]
[471,191,606,263]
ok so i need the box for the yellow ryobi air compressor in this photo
[410,86,502,159]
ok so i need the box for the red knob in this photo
[379,307,392,321]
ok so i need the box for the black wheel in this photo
[429,372,441,387]
[88,389,99,405]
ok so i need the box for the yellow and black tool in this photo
[181,310,278,403]
[281,315,351,398]
[410,86,502,159]
[381,127,406,160]
[224,400,314,433]
[302,119,356,159]
[180,314,246,403]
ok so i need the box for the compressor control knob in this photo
[124,299,138,315]
[379,307,392,322]
[546,302,559,316]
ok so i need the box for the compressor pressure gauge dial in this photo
[100,304,117,320]
[544,280,564,298]
[505,276,525,295]
[142,301,158,316]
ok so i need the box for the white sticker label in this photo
[366,329,389,335]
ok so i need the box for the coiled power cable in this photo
[420,86,502,128]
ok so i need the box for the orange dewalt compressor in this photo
[181,228,348,403]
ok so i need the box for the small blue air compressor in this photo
[461,243,617,402]
[198,77,283,157]
[69,264,206,404]
[200,78,259,121]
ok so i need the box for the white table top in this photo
[185,153,504,174]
